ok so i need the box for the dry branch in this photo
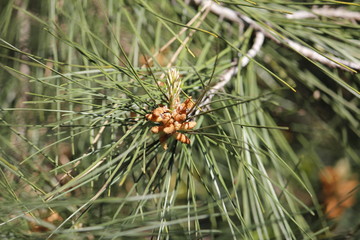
[192,0,360,71]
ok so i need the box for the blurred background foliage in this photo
[0,0,359,239]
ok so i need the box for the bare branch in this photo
[193,0,279,43]
[287,7,360,20]
[192,0,359,71]
[241,31,265,67]
[193,0,242,24]
[285,39,360,71]
[197,31,265,114]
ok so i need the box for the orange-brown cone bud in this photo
[175,132,190,144]
[163,124,176,134]
[151,126,162,133]
[181,121,196,130]
[173,113,186,122]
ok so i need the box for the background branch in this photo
[197,31,265,114]
[287,7,360,20]
[192,0,359,71]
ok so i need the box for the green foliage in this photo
[0,0,359,239]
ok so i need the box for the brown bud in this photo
[174,121,182,130]
[177,104,187,114]
[146,114,163,122]
[175,132,190,144]
[153,106,167,116]
[180,121,196,130]
[173,113,186,122]
[163,123,176,134]
[161,116,174,125]
[183,97,194,110]
[151,126,162,133]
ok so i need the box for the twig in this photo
[160,2,211,81]
[287,7,360,20]
[192,0,279,42]
[285,39,360,71]
[192,0,360,71]
[141,1,212,69]
[166,6,211,69]
[197,31,265,114]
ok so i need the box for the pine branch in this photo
[197,31,265,114]
[192,0,360,71]
[286,6,360,20]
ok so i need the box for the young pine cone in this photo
[146,97,196,149]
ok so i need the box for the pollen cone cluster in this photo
[146,97,196,149]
